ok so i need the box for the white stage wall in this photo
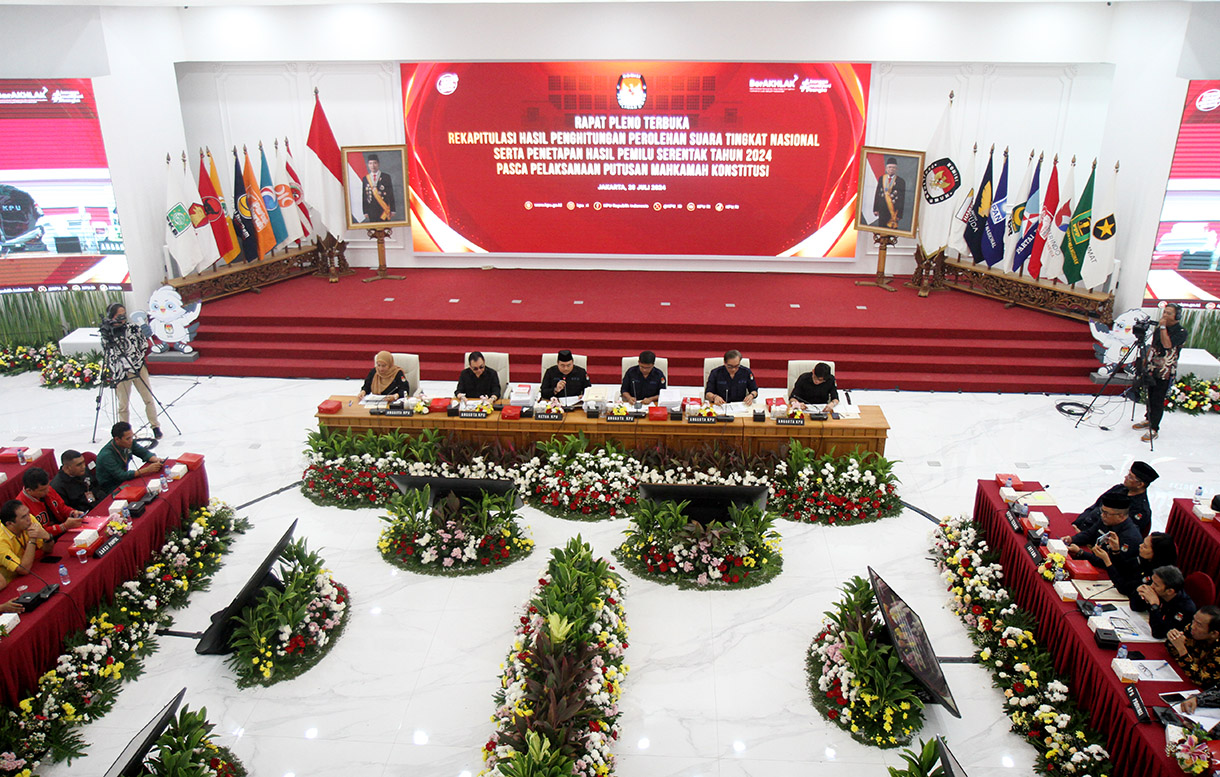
[0,1,1210,314]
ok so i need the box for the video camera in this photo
[1130,315,1153,341]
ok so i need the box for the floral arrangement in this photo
[0,500,247,776]
[614,498,782,589]
[0,343,58,376]
[534,397,565,415]
[607,402,632,417]
[932,514,1113,776]
[226,539,348,687]
[377,485,534,575]
[807,576,926,748]
[692,402,718,417]
[521,436,641,520]
[1038,552,1067,581]
[38,350,102,390]
[135,704,246,777]
[409,396,431,414]
[1166,374,1220,415]
[770,441,902,525]
[482,537,628,777]
[1166,729,1212,774]
[788,405,806,420]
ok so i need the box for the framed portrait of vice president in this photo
[855,146,924,240]
[342,144,410,230]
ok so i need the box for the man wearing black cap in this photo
[1062,491,1142,569]
[541,350,591,403]
[1071,461,1158,538]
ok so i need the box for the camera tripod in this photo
[90,343,180,445]
[1069,319,1156,450]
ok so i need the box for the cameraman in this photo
[101,302,162,439]
[1133,303,1187,442]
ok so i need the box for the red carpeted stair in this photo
[150,268,1105,394]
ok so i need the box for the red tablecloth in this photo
[0,448,57,503]
[1167,498,1220,582]
[974,479,1190,777]
[0,462,209,707]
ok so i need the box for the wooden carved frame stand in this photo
[855,234,900,293]
[363,228,405,283]
[168,238,346,303]
[905,247,949,298]
[941,258,1115,325]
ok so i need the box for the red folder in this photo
[177,452,204,471]
[429,398,452,412]
[648,406,669,421]
[114,484,146,502]
[317,400,341,414]
[0,447,27,463]
[500,405,521,420]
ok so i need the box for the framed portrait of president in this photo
[342,144,410,230]
[855,146,924,239]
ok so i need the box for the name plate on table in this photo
[93,534,122,559]
[384,409,414,417]
[1005,509,1023,533]
[1023,542,1042,564]
[605,415,636,423]
[776,417,805,426]
[686,416,718,424]
[535,412,564,421]
[459,411,489,419]
[1125,685,1151,723]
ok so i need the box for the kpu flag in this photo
[1080,167,1118,289]
[981,150,1008,267]
[917,96,963,257]
[963,146,994,264]
[1060,162,1096,285]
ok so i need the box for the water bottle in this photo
[1196,487,1205,506]
[16,449,24,465]
[1005,476,1013,489]
[58,564,71,587]
[160,473,169,494]
[1117,643,1128,660]
[1093,603,1103,618]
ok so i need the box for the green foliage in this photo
[1181,307,1220,358]
[494,730,575,777]
[137,704,247,777]
[887,738,946,777]
[0,289,123,346]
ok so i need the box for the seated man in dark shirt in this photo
[1169,605,1220,687]
[50,449,98,513]
[790,362,840,412]
[455,351,502,400]
[1136,565,1196,639]
[1071,460,1157,537]
[705,349,758,406]
[621,351,666,405]
[1061,492,1142,570]
[540,350,591,402]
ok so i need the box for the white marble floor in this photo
[3,371,1217,777]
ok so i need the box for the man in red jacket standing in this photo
[17,467,84,540]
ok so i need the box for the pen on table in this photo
[348,400,353,407]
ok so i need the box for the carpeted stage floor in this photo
[152,267,1103,394]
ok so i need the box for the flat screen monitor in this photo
[195,520,297,655]
[636,483,768,524]
[868,566,960,718]
[388,475,522,510]
[936,736,971,777]
[103,687,186,777]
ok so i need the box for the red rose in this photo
[828,709,839,719]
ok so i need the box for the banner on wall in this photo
[1146,80,1220,309]
[401,62,870,258]
[0,78,131,293]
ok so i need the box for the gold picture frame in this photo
[341,144,410,230]
[855,145,924,240]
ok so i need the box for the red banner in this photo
[402,62,869,257]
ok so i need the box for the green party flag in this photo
[1060,163,1095,285]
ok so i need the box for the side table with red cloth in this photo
[0,448,57,503]
[0,463,209,708]
[973,480,1190,777]
[1167,498,1220,582]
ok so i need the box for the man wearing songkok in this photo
[1071,460,1157,537]
[621,351,666,405]
[540,350,592,402]
[1137,565,1197,640]
[17,467,84,541]
[455,352,502,400]
[1062,492,1141,569]
[1168,606,1220,686]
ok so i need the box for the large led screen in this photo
[402,62,870,257]
[1146,80,1220,309]
[0,79,130,293]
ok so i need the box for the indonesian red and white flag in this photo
[305,91,346,237]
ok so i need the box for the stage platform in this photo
[149,267,1104,394]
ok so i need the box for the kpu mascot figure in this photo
[143,285,201,355]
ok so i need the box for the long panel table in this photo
[316,396,889,455]
[0,448,58,503]
[974,479,1190,777]
[1167,498,1220,583]
[0,463,210,707]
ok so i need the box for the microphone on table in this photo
[6,551,89,621]
[633,378,641,409]
[5,552,55,590]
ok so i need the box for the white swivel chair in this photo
[391,353,421,395]
[619,356,670,398]
[539,352,589,382]
[786,359,848,403]
[463,351,512,399]
[702,356,751,389]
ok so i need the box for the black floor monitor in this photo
[388,475,522,510]
[637,483,768,524]
[868,566,961,718]
[936,735,971,776]
[195,519,297,655]
[103,687,186,777]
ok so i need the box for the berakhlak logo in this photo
[1196,89,1220,113]
[436,73,459,96]
[922,158,961,204]
[617,73,647,110]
